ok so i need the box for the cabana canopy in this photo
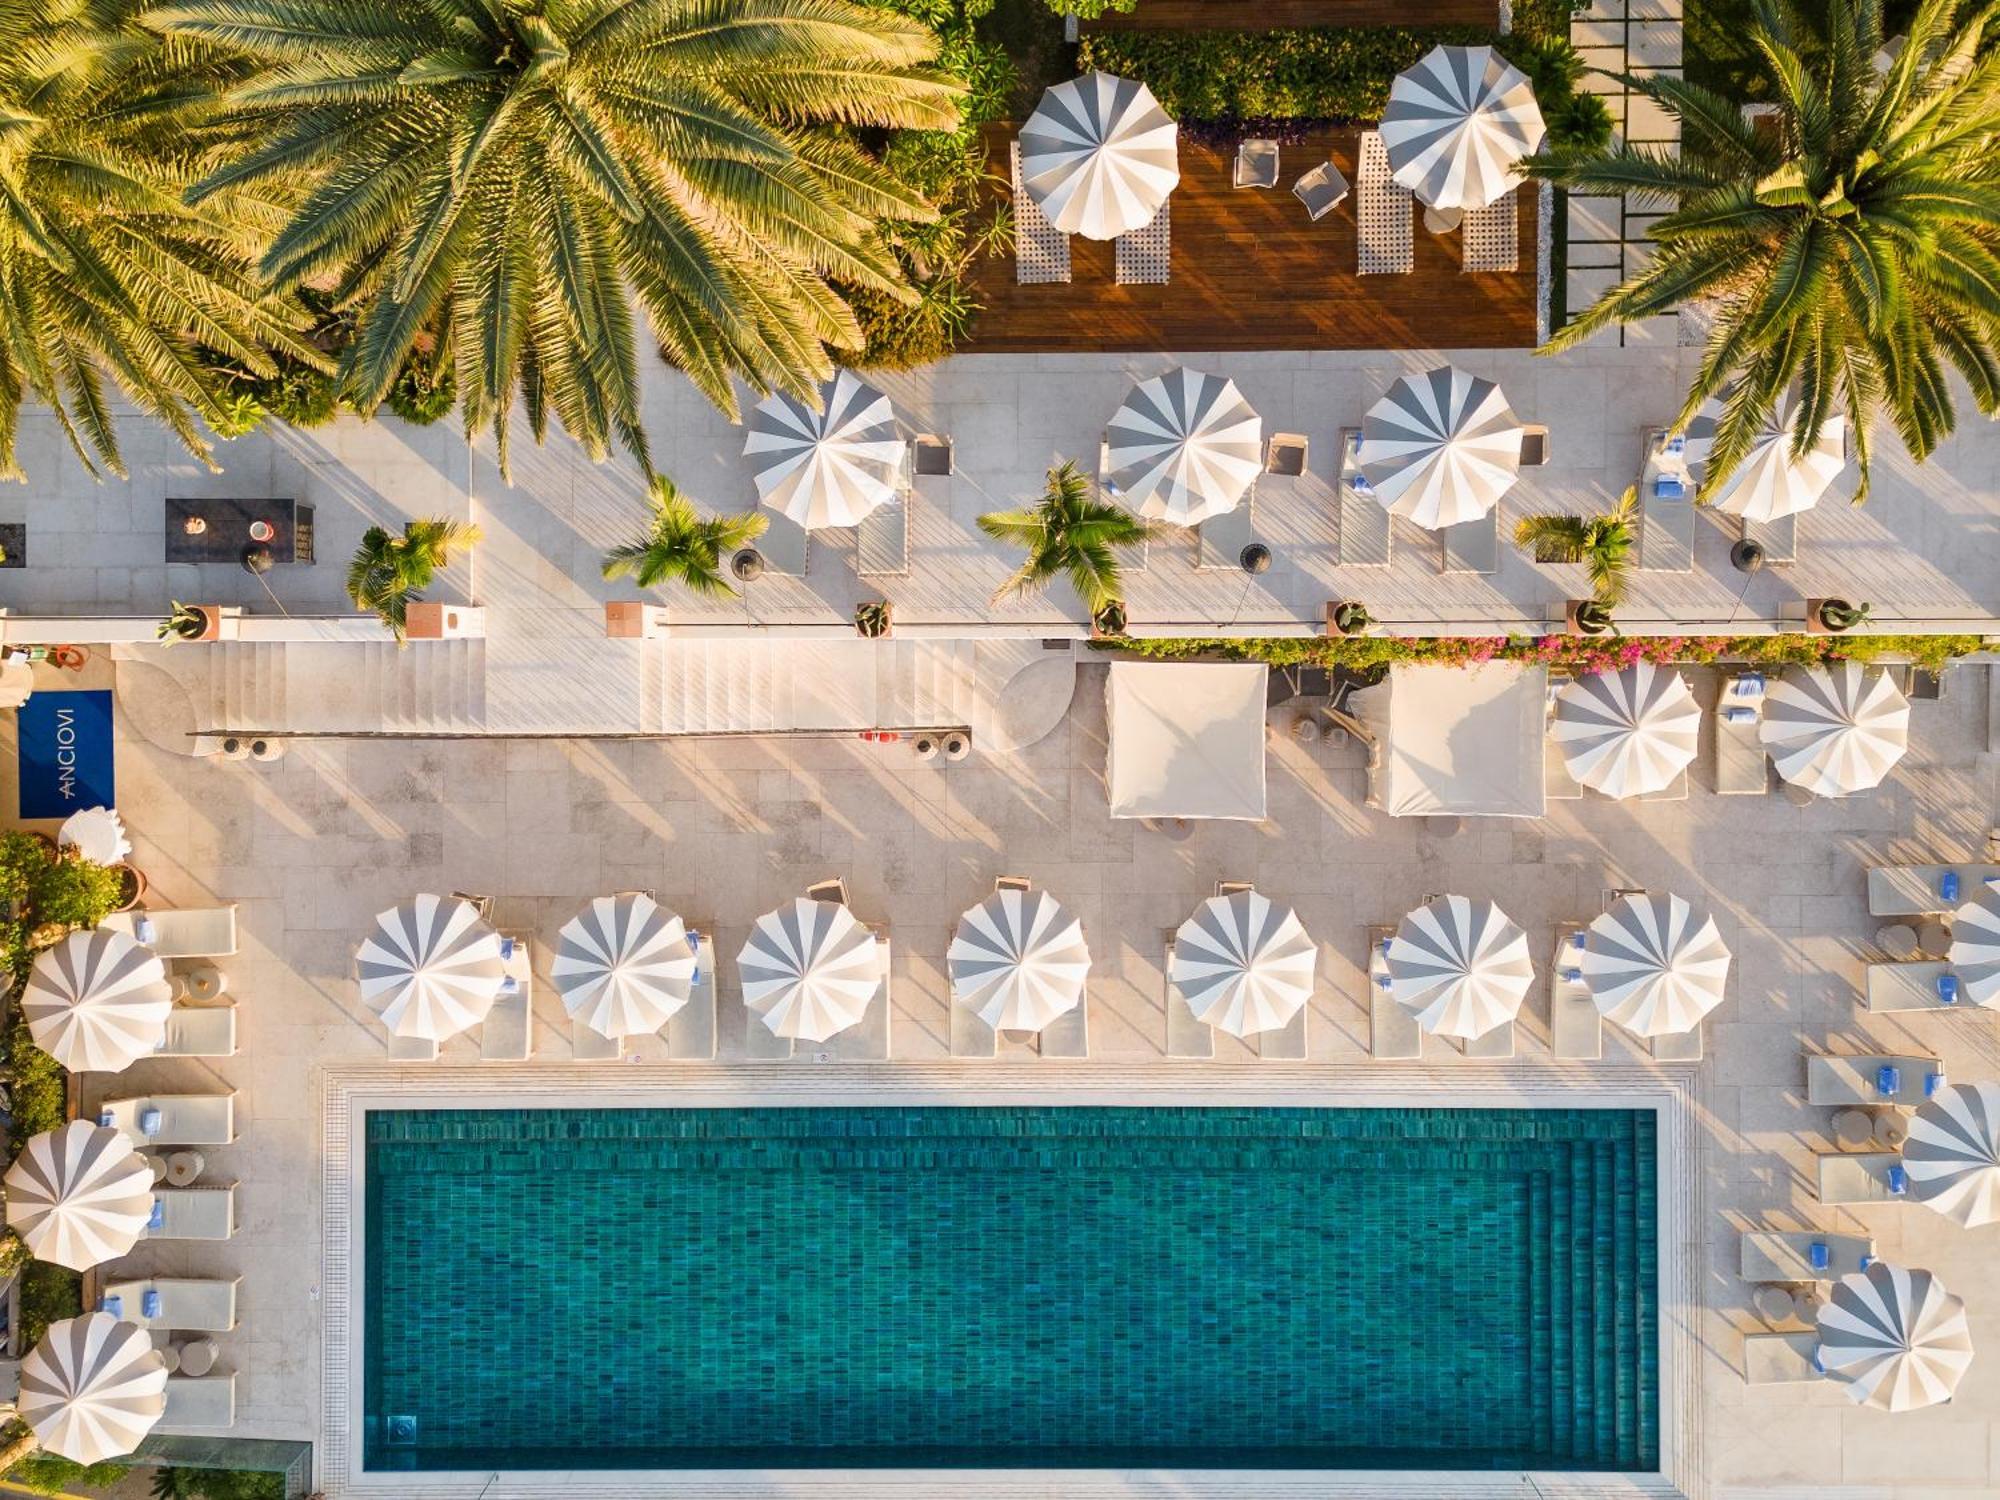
[1105,663,1267,820]
[1361,663,1547,818]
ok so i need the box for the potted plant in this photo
[1329,600,1373,636]
[347,518,482,641]
[601,477,768,599]
[1812,598,1872,634]
[1515,488,1637,606]
[1091,602,1127,638]
[855,600,893,638]
[110,862,148,912]
[979,460,1153,627]
[1568,599,1616,636]
[155,601,215,644]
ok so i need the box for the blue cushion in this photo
[1926,1070,1946,1097]
[97,1111,115,1129]
[1937,973,1960,1005]
[99,1294,122,1317]
[1652,475,1686,500]
[1941,871,1961,902]
[1808,1241,1831,1272]
[1875,1065,1901,1097]
[138,1108,163,1136]
[1887,1165,1909,1196]
[147,1199,165,1231]
[141,1290,161,1319]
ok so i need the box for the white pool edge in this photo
[319,1062,1705,1500]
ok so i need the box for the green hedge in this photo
[1104,633,1989,673]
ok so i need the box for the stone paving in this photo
[7,651,1998,1495]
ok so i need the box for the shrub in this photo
[254,359,341,429]
[149,1467,287,1500]
[385,348,458,426]
[4,1451,131,1495]
[10,1026,69,1143]
[1043,0,1136,15]
[19,1262,80,1350]
[1548,89,1616,152]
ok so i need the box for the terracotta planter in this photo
[111,863,148,913]
[1566,599,1614,636]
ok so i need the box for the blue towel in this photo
[97,1111,115,1129]
[1569,931,1587,949]
[1374,972,1393,991]
[138,1108,163,1137]
[499,936,518,961]
[1809,1241,1830,1273]
[1886,1164,1909,1196]
[147,1199,165,1231]
[1941,871,1961,902]
[1722,705,1757,724]
[1653,474,1686,500]
[1860,1253,1875,1270]
[100,1294,122,1317]
[141,1290,161,1319]
[1937,973,1960,1005]
[1561,967,1583,984]
[1875,1065,1902,1097]
[1926,1070,1947,1097]
[135,916,158,945]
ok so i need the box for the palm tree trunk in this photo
[0,1430,42,1476]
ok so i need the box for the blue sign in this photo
[17,690,114,820]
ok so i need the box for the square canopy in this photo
[1105,662,1267,820]
[1364,662,1547,818]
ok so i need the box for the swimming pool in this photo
[361,1104,1657,1472]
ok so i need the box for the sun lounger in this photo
[1255,1004,1307,1059]
[1440,508,1499,574]
[1744,1331,1822,1385]
[1868,864,2000,916]
[1464,1019,1514,1058]
[1461,190,1519,272]
[386,1033,438,1061]
[825,931,892,1060]
[1651,1026,1702,1061]
[1638,428,1695,572]
[1195,494,1254,570]
[571,1019,626,1060]
[1741,1229,1873,1282]
[1367,925,1423,1059]
[480,934,533,1061]
[156,1004,237,1058]
[663,929,716,1061]
[99,1278,239,1333]
[1865,960,1966,1012]
[757,513,808,576]
[145,1185,237,1242]
[858,496,910,577]
[1355,132,1413,275]
[1164,935,1215,1058]
[1715,669,1770,795]
[1817,1151,1910,1205]
[950,1001,998,1059]
[1549,927,1601,1059]
[1010,140,1070,284]
[1292,160,1349,221]
[1806,1053,1945,1107]
[98,1094,236,1147]
[102,906,238,958]
[1336,429,1390,567]
[1113,201,1170,285]
[1544,679,1584,802]
[1040,996,1090,1058]
[160,1373,236,1431]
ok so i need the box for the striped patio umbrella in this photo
[1582,892,1731,1038]
[1683,393,1846,522]
[1359,365,1523,530]
[1760,662,1910,797]
[1170,889,1316,1038]
[57,806,130,866]
[744,371,903,530]
[23,928,172,1073]
[553,893,698,1040]
[356,893,505,1042]
[1817,1262,1973,1412]
[1387,894,1532,1040]
[19,1314,167,1464]
[1552,663,1700,799]
[738,898,881,1042]
[1105,367,1262,526]
[1381,44,1546,211]
[1948,886,2000,1007]
[949,888,1091,1033]
[1019,71,1179,240]
[1904,1082,2000,1228]
[5,1122,154,1272]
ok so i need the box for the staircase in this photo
[196,640,488,736]
[644,638,978,735]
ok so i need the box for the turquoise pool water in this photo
[362,1105,1657,1472]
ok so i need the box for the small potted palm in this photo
[156,601,218,644]
[347,518,482,642]
[1328,600,1373,637]
[1516,488,1636,637]
[1810,598,1872,634]
[979,460,1152,632]
[855,600,893,638]
[602,477,768,600]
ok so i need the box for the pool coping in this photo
[320,1062,1706,1500]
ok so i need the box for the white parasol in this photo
[552,893,698,1039]
[1104,367,1262,527]
[1760,662,1909,797]
[738,897,881,1042]
[1170,889,1316,1038]
[1582,892,1731,1037]
[948,887,1091,1033]
[4,1121,155,1271]
[744,371,903,530]
[1359,365,1523,530]
[1019,71,1179,240]
[356,893,506,1042]
[1551,663,1700,799]
[1386,894,1532,1039]
[22,928,172,1072]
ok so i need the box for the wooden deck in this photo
[1083,0,1497,29]
[965,126,1538,354]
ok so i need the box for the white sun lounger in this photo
[1864,960,1965,1012]
[664,929,716,1061]
[1867,864,2000,916]
[98,1094,236,1147]
[1010,139,1070,285]
[1715,669,1770,795]
[1740,1230,1873,1282]
[1464,1017,1514,1058]
[1164,935,1214,1058]
[155,1004,237,1058]
[160,1373,236,1431]
[1040,995,1091,1059]
[825,932,892,1060]
[1744,1331,1822,1385]
[101,906,238,958]
[1806,1053,1944,1107]
[571,1019,626,1061]
[1336,428,1391,567]
[950,999,999,1059]
[1113,200,1170,284]
[1255,1001,1306,1060]
[1195,493,1255,571]
[480,934,533,1061]
[1817,1151,1910,1206]
[145,1185,237,1242]
[1549,926,1602,1059]
[1461,189,1519,272]
[1355,132,1413,274]
[1367,926,1423,1059]
[1638,427,1695,572]
[1653,1026,1703,1061]
[99,1277,239,1332]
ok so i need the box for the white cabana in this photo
[1551,663,1700,798]
[1760,662,1910,797]
[1904,1082,2000,1228]
[738,897,881,1042]
[1381,44,1546,210]
[356,893,506,1043]
[1947,886,2000,1007]
[19,1313,167,1464]
[1104,367,1261,526]
[1104,662,1267,820]
[1361,662,1547,818]
[1019,71,1179,240]
[23,928,172,1073]
[948,887,1091,1033]
[1386,894,1532,1040]
[1683,393,1846,522]
[1170,888,1316,1038]
[552,893,698,1040]
[1817,1262,1974,1412]
[57,807,130,866]
[5,1122,154,1271]
[743,371,903,530]
[1582,892,1731,1037]
[1358,365,1523,530]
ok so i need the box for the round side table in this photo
[1874,923,1919,960]
[1752,1284,1796,1324]
[176,1338,217,1378]
[1422,204,1463,235]
[165,1150,206,1187]
[156,1343,181,1375]
[144,1152,169,1184]
[1832,1109,1875,1149]
[185,965,227,1001]
[1874,1112,1910,1149]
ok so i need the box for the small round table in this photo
[1875,923,1920,959]
[144,1152,169,1184]
[1874,1112,1910,1149]
[1752,1284,1797,1324]
[156,1343,181,1375]
[1832,1109,1875,1149]
[165,1150,205,1188]
[1423,816,1464,839]
[185,965,227,1001]
[1422,204,1463,235]
[176,1338,217,1378]
[1915,917,1951,957]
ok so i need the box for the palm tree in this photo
[601,477,767,600]
[347,518,482,640]
[157,0,962,478]
[1525,0,2000,499]
[978,461,1154,613]
[1514,488,1638,604]
[0,0,322,481]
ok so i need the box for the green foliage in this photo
[347,519,482,640]
[979,460,1154,612]
[150,1465,287,1500]
[158,600,209,644]
[253,360,341,430]
[5,1451,131,1495]
[206,389,268,441]
[10,1026,70,1143]
[601,478,767,600]
[385,348,458,427]
[1045,0,1137,16]
[1514,488,1639,604]
[19,1262,81,1351]
[1546,89,1616,153]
